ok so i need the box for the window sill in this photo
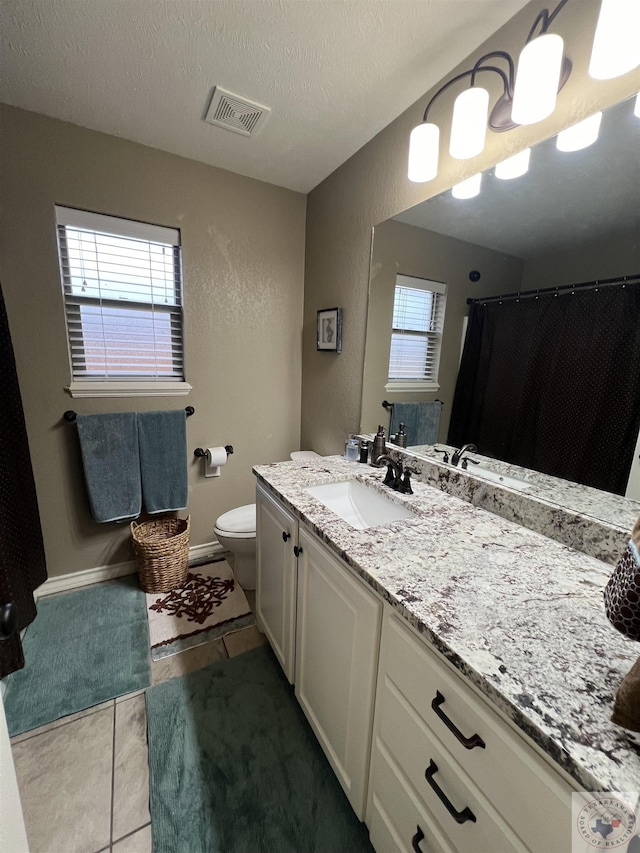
[384,381,440,393]
[65,381,193,399]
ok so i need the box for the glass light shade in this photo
[495,148,531,179]
[635,92,640,118]
[511,33,564,125]
[452,173,482,199]
[556,112,603,152]
[408,122,440,182]
[449,86,490,159]
[589,0,640,80]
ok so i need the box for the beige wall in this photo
[361,219,523,439]
[522,228,640,288]
[0,105,306,578]
[302,0,639,456]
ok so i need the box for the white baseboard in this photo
[35,541,224,599]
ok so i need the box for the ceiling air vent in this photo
[205,87,270,137]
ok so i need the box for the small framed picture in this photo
[317,307,342,352]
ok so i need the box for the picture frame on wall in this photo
[317,307,342,352]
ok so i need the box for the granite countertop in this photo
[402,443,637,565]
[253,455,640,796]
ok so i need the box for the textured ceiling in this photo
[0,0,528,193]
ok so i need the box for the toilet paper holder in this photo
[194,446,234,458]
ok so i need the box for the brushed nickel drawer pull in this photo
[432,690,486,750]
[425,759,477,824]
[411,825,425,852]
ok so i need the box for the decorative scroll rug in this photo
[146,558,255,660]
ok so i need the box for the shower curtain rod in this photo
[467,272,640,306]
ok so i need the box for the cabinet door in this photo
[256,483,298,683]
[295,527,382,820]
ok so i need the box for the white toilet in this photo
[214,503,257,589]
[214,451,320,590]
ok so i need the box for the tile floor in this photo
[10,589,265,853]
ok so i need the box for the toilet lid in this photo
[216,503,256,534]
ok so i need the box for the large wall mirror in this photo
[361,93,640,510]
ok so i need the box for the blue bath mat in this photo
[146,644,374,853]
[3,575,151,736]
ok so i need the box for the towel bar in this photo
[63,406,195,423]
[382,399,444,410]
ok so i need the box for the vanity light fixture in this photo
[556,112,603,151]
[450,86,490,159]
[495,148,531,179]
[408,50,517,183]
[510,33,565,125]
[408,0,572,183]
[452,173,482,199]
[589,0,640,80]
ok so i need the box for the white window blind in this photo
[55,207,185,389]
[388,274,446,387]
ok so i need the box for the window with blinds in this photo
[387,274,446,389]
[55,207,187,396]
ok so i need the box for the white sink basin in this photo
[304,479,415,530]
[470,465,530,492]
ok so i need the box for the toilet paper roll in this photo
[205,446,227,478]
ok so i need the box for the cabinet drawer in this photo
[368,740,456,853]
[376,671,528,853]
[382,612,572,852]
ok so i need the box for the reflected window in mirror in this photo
[387,274,446,393]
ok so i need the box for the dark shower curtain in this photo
[0,284,47,678]
[448,283,640,495]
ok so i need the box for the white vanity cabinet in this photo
[256,484,382,820]
[367,610,574,853]
[256,477,582,852]
[255,482,298,683]
[295,526,382,820]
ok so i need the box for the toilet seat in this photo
[215,503,256,536]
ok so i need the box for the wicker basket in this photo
[131,515,190,593]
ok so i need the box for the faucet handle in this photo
[382,463,397,487]
[433,447,450,464]
[398,466,420,494]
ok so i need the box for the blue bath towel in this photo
[76,413,141,523]
[137,410,188,514]
[390,401,442,446]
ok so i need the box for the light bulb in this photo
[635,92,640,118]
[495,148,531,179]
[589,0,640,80]
[512,33,564,125]
[449,87,490,160]
[556,112,603,152]
[408,123,439,182]
[452,173,482,199]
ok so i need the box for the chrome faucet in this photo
[375,454,403,490]
[451,443,477,467]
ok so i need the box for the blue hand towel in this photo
[390,401,442,446]
[137,410,188,514]
[76,413,141,523]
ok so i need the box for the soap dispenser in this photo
[372,425,386,466]
[395,423,407,449]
